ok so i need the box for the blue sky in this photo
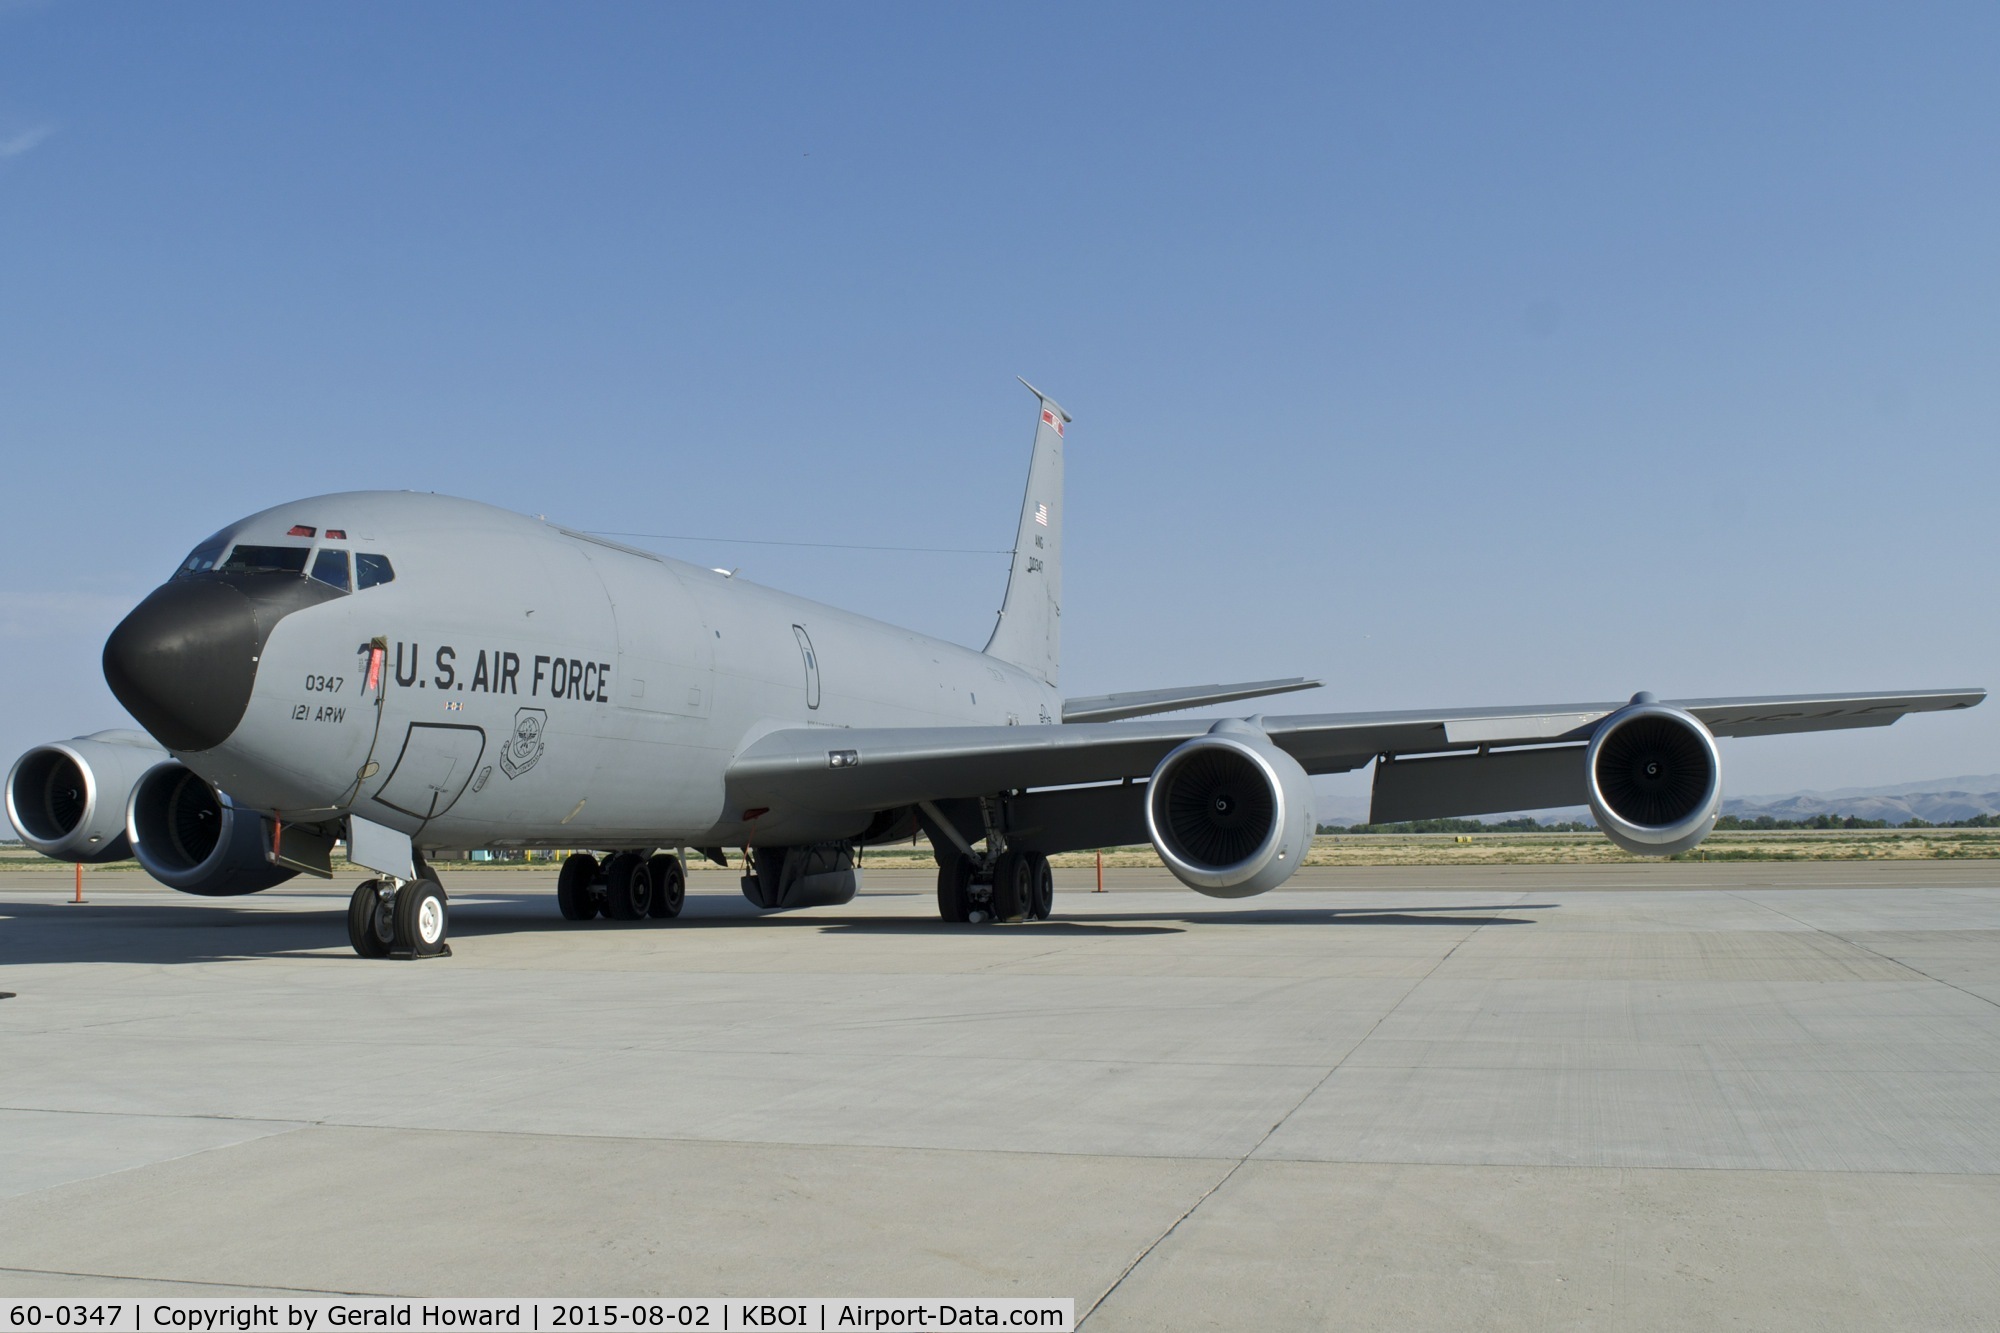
[2,2,1994,810]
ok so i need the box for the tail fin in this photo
[983,378,1069,689]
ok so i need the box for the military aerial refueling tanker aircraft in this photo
[6,381,1986,957]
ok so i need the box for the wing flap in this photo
[1370,746,1589,824]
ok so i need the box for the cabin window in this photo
[310,548,352,592]
[173,532,230,579]
[356,553,396,590]
[220,544,310,576]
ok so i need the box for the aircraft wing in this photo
[725,687,1985,816]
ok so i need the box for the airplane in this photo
[4,381,1985,957]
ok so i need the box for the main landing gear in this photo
[347,876,450,958]
[929,795,1053,925]
[937,849,1053,924]
[556,851,686,924]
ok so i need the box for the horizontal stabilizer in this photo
[1062,677,1321,724]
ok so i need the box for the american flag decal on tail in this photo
[1041,408,1064,437]
[1035,503,1049,527]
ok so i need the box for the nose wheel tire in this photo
[556,853,600,920]
[347,880,394,958]
[603,852,654,921]
[647,854,685,919]
[392,879,449,957]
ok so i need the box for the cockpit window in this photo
[356,553,395,590]
[174,532,230,579]
[311,548,352,592]
[219,544,310,575]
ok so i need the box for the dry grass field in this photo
[872,829,2000,868]
[10,829,1995,880]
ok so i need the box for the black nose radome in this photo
[104,581,259,752]
[103,574,341,752]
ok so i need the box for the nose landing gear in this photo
[346,876,450,958]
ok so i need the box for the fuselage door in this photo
[793,625,821,711]
[578,544,713,718]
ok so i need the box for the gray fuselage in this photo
[175,491,1059,851]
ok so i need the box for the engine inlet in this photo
[1161,746,1276,869]
[1592,715,1715,827]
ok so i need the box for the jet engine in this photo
[1585,698,1722,856]
[5,731,165,863]
[1145,720,1315,898]
[126,762,296,895]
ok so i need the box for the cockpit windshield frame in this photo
[171,531,394,594]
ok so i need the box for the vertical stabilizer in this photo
[983,379,1068,689]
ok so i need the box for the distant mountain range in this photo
[1316,773,2000,828]
[1724,775,2000,825]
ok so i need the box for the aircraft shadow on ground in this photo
[0,901,354,967]
[1048,907,1547,927]
[447,904,1185,938]
[0,895,1548,965]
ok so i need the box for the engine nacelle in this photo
[1586,699,1722,856]
[1145,720,1315,898]
[126,762,296,896]
[5,731,165,863]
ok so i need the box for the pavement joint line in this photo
[1075,905,1509,1327]
[1725,891,2000,1014]
[0,1106,309,1127]
[14,1108,1998,1179]
[0,1264,380,1297]
[4,1112,1234,1165]
[0,1033,1446,1071]
[0,1119,315,1206]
